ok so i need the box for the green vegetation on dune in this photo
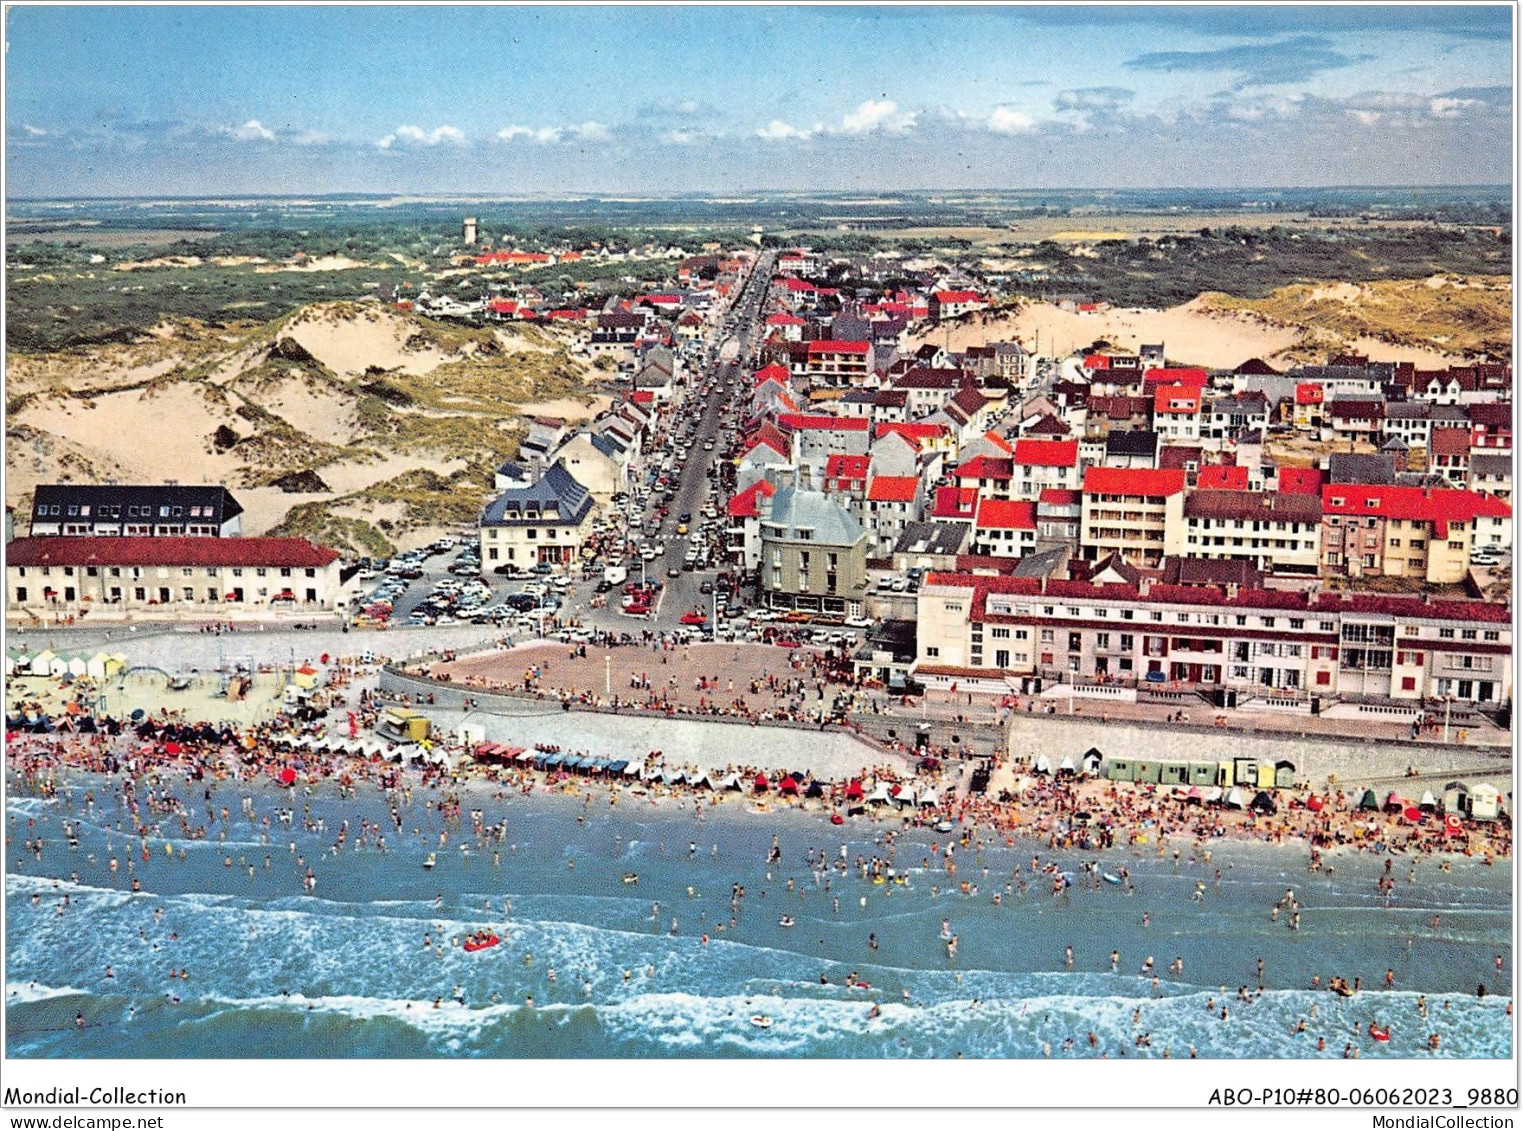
[1022,225,1510,309]
[268,503,396,559]
[1201,275,1512,358]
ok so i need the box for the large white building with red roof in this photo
[6,535,343,614]
[914,571,1510,705]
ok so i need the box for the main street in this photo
[574,249,775,635]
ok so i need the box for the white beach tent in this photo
[866,783,894,805]
[622,761,643,776]
[893,787,916,806]
[918,788,940,807]
[1032,754,1054,776]
[716,773,742,791]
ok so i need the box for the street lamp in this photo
[605,653,612,695]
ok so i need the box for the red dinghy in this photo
[1368,1023,1390,1042]
[463,934,501,952]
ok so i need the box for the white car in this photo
[844,615,873,629]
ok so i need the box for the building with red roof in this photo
[1277,466,1326,495]
[932,486,979,521]
[954,455,1014,499]
[1010,438,1081,494]
[971,498,1038,558]
[1081,467,1188,568]
[823,455,871,498]
[6,535,342,614]
[1196,464,1250,491]
[1143,367,1209,388]
[805,340,873,387]
[929,290,987,322]
[1321,483,1511,583]
[726,480,778,569]
[913,569,1510,702]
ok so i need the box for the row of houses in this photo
[915,571,1511,707]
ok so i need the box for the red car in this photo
[679,610,707,626]
[775,637,801,648]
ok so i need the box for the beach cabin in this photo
[1104,758,1136,783]
[29,650,56,677]
[1442,782,1469,814]
[1468,784,1501,822]
[1255,761,1277,789]
[110,653,127,676]
[1159,761,1189,787]
[1133,760,1162,785]
[47,654,70,678]
[1081,749,1103,777]
[380,706,430,742]
[1188,761,1217,787]
[1232,758,1258,786]
[87,652,111,680]
[292,665,320,691]
[66,656,89,678]
[1274,760,1297,789]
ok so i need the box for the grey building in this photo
[759,487,869,615]
[28,484,243,538]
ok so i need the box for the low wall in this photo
[1005,713,1511,790]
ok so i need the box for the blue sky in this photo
[4,5,1512,195]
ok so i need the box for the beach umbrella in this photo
[1306,794,1324,813]
[846,780,863,801]
[1249,791,1276,815]
[779,776,798,794]
[1403,806,1423,824]
[1444,813,1466,837]
[1384,792,1406,814]
[754,772,769,792]
[279,767,297,785]
[1185,786,1203,805]
[1419,791,1437,811]
[1357,789,1379,812]
[1224,787,1246,810]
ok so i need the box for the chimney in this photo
[1138,576,1152,597]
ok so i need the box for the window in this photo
[1289,619,1304,630]
[1461,629,1477,640]
[1439,628,1455,639]
[256,568,268,577]
[14,587,26,603]
[1484,630,1500,642]
[1040,629,1054,644]
[925,646,940,658]
[991,627,1010,639]
[1067,632,1081,653]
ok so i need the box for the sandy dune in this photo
[921,300,1469,369]
[281,305,451,377]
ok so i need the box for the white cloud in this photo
[659,130,701,146]
[496,121,609,145]
[755,119,816,141]
[986,106,1036,134]
[222,119,276,142]
[1347,109,1382,126]
[841,99,916,134]
[378,124,467,149]
[756,99,915,142]
[22,124,47,137]
[1429,96,1479,118]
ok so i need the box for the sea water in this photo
[5,772,1512,1058]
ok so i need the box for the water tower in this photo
[462,217,478,246]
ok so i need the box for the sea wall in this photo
[1005,713,1511,790]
